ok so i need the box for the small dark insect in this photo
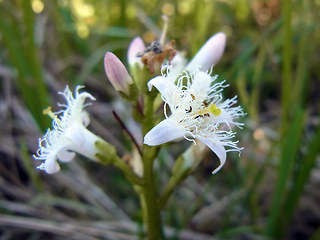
[203,113,210,117]
[137,41,163,57]
[137,40,176,74]
[203,100,209,107]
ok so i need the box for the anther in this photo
[43,107,56,120]
[186,106,192,113]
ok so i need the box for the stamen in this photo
[43,107,56,120]
[159,15,169,46]
[186,106,192,113]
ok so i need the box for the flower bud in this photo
[127,37,145,68]
[104,52,134,96]
[186,32,226,72]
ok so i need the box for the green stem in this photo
[140,93,162,239]
[142,146,162,239]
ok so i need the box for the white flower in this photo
[34,86,101,174]
[144,68,244,174]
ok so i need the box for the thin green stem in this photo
[139,92,162,239]
[142,146,162,239]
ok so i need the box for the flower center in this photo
[182,93,221,119]
[192,103,221,118]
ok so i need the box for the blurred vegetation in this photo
[0,0,319,239]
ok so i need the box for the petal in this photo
[186,32,226,72]
[198,136,226,174]
[147,76,174,95]
[190,71,213,94]
[170,52,187,69]
[76,86,96,101]
[81,111,90,127]
[58,149,76,162]
[127,37,145,67]
[65,126,85,146]
[144,118,185,146]
[166,53,187,81]
[39,156,60,174]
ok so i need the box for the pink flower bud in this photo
[104,52,133,95]
[127,37,145,67]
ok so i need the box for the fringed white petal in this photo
[190,71,214,94]
[144,118,185,146]
[38,156,60,174]
[198,136,227,174]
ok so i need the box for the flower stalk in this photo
[140,91,163,239]
[142,145,162,239]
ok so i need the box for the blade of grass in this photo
[21,0,51,129]
[236,67,249,110]
[225,18,282,81]
[0,2,50,131]
[249,45,266,122]
[309,225,320,240]
[0,17,46,129]
[190,0,214,56]
[283,124,320,226]
[74,40,129,85]
[280,0,292,137]
[238,149,275,225]
[266,107,305,237]
[292,0,312,106]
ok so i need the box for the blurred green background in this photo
[0,0,319,239]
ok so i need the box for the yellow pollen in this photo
[193,104,221,118]
[208,104,222,116]
[43,106,56,119]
